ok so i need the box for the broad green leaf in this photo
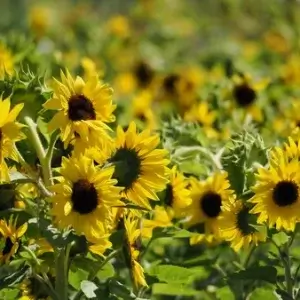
[108,279,135,299]
[152,283,201,296]
[249,288,277,300]
[216,286,235,300]
[81,280,98,298]
[96,261,115,280]
[69,268,88,290]
[148,265,198,283]
[272,232,289,247]
[0,289,19,300]
[230,266,277,283]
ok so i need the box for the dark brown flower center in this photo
[134,62,154,88]
[200,191,222,218]
[2,237,14,255]
[68,94,96,121]
[163,74,180,94]
[233,83,256,107]
[164,184,174,207]
[236,206,256,236]
[110,147,141,190]
[272,180,298,207]
[71,179,98,214]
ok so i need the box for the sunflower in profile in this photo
[250,155,300,231]
[230,73,269,122]
[184,102,219,139]
[0,43,14,79]
[0,217,27,264]
[124,215,148,289]
[0,97,25,181]
[141,205,173,239]
[50,155,123,240]
[162,166,191,218]
[43,69,115,149]
[185,172,234,244]
[109,122,169,210]
[219,200,266,252]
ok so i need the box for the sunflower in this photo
[81,57,104,82]
[162,166,191,218]
[0,217,27,264]
[133,61,155,90]
[184,102,219,139]
[0,43,14,79]
[109,121,169,210]
[0,97,25,181]
[89,234,112,257]
[131,91,157,131]
[124,215,148,289]
[50,155,123,240]
[219,200,266,252]
[43,69,115,149]
[230,73,269,122]
[185,172,234,244]
[141,205,172,239]
[107,15,130,38]
[250,154,300,231]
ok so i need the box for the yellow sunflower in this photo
[0,217,27,264]
[131,91,157,131]
[162,166,191,218]
[219,200,266,252]
[89,234,112,257]
[0,97,25,181]
[107,15,130,38]
[141,205,173,239]
[229,73,269,122]
[184,102,219,139]
[109,121,169,210]
[250,155,300,231]
[185,172,234,244]
[43,69,115,149]
[124,215,148,289]
[50,155,123,240]
[0,43,14,79]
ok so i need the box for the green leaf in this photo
[216,286,235,300]
[0,263,30,288]
[96,261,115,280]
[272,232,289,247]
[152,283,201,296]
[249,288,277,300]
[108,279,135,299]
[81,280,98,298]
[230,266,277,283]
[0,289,19,300]
[69,268,88,290]
[147,265,198,283]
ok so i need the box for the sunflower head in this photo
[186,172,234,240]
[0,44,14,79]
[124,215,148,289]
[50,155,123,241]
[220,200,266,251]
[0,217,27,264]
[250,154,300,231]
[162,166,191,218]
[109,122,169,210]
[44,69,116,149]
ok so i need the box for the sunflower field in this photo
[2,0,300,299]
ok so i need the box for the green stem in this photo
[271,238,294,298]
[24,116,52,187]
[55,246,69,300]
[244,245,255,268]
[73,250,120,300]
